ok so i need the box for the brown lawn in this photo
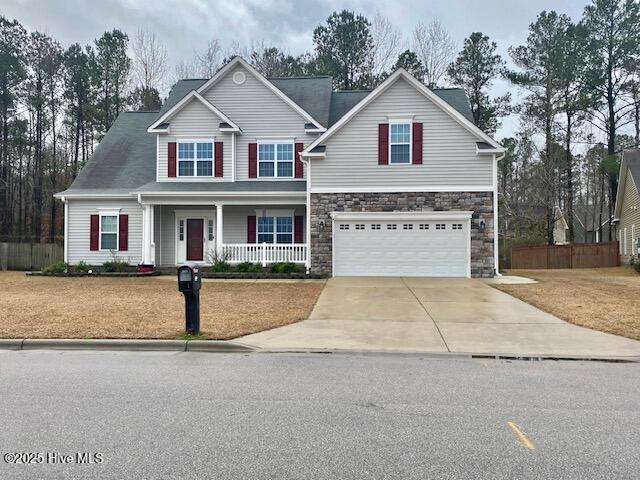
[494,267,640,341]
[0,272,324,340]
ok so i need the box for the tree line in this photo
[1,0,639,245]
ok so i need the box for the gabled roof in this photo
[303,68,503,156]
[195,56,326,131]
[269,76,333,128]
[159,79,207,115]
[614,148,640,220]
[148,90,240,132]
[329,91,370,126]
[56,112,158,196]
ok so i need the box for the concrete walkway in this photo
[239,277,640,357]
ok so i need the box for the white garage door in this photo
[333,216,470,277]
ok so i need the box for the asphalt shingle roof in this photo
[269,76,333,128]
[625,148,640,191]
[58,111,158,195]
[60,73,480,195]
[133,181,306,193]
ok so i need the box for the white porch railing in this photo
[221,243,307,266]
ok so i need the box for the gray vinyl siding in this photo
[157,99,233,181]
[311,77,494,190]
[221,205,306,244]
[202,64,318,181]
[156,204,305,265]
[619,172,640,261]
[67,199,143,265]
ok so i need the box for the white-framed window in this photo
[389,122,411,164]
[258,142,293,178]
[208,219,214,241]
[436,224,446,230]
[257,215,293,244]
[178,140,214,177]
[179,220,185,241]
[99,213,118,250]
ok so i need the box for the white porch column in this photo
[142,204,155,265]
[216,204,223,258]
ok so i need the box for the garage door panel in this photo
[333,220,469,277]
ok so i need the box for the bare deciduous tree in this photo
[131,29,168,91]
[412,20,456,87]
[171,59,196,83]
[370,12,401,78]
[196,39,223,77]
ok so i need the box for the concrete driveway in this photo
[239,277,640,357]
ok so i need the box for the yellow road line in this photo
[507,421,535,450]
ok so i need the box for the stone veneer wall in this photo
[310,192,495,277]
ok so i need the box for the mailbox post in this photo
[177,263,201,335]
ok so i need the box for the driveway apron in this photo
[239,277,640,357]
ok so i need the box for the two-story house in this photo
[614,148,640,261]
[54,56,504,277]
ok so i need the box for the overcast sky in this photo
[4,0,592,140]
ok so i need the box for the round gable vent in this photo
[233,71,246,85]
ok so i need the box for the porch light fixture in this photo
[478,218,486,233]
[319,219,325,231]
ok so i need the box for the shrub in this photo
[102,260,128,272]
[270,262,300,274]
[73,261,91,273]
[210,260,232,272]
[631,256,640,274]
[235,261,262,273]
[42,262,68,274]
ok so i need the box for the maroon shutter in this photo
[168,142,177,177]
[248,143,257,178]
[247,215,256,243]
[378,124,389,165]
[214,141,223,177]
[294,142,304,178]
[412,122,423,165]
[294,216,304,243]
[90,214,99,251]
[118,214,128,251]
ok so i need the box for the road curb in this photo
[0,338,255,353]
[186,340,255,352]
[0,339,23,350]
[247,347,640,362]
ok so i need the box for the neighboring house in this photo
[54,56,504,278]
[554,204,613,244]
[613,149,640,262]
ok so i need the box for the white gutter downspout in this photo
[494,153,505,277]
[62,196,68,264]
[231,132,236,182]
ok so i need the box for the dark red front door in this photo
[186,219,204,261]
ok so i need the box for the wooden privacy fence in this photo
[0,242,63,271]
[511,241,620,269]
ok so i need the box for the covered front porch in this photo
[139,200,308,268]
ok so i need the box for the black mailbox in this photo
[177,263,201,335]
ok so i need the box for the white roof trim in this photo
[195,57,326,131]
[53,193,134,199]
[134,191,306,197]
[331,211,474,221]
[147,90,240,132]
[304,68,503,153]
[614,156,629,220]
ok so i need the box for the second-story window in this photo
[389,123,411,164]
[258,142,293,178]
[178,141,213,177]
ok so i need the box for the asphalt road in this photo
[0,350,638,479]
